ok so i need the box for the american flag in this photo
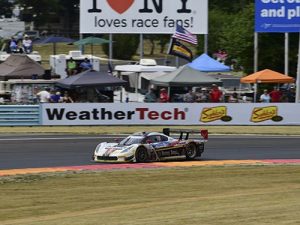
[172,24,198,45]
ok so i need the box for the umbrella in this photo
[34,36,76,55]
[73,36,110,56]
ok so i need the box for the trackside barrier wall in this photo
[1,103,300,126]
[40,103,300,126]
[0,105,40,126]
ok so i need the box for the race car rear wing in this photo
[163,128,208,141]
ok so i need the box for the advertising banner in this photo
[255,0,300,33]
[80,0,208,34]
[41,103,300,125]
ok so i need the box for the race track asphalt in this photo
[0,134,300,170]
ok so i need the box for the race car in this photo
[93,128,208,163]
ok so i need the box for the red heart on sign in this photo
[107,0,134,14]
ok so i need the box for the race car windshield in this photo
[119,136,144,146]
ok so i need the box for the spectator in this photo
[9,37,18,53]
[286,86,296,103]
[67,58,77,76]
[50,91,62,103]
[260,89,271,103]
[144,88,157,103]
[195,87,209,103]
[183,89,195,103]
[36,87,51,103]
[269,87,282,102]
[228,92,239,103]
[22,34,33,53]
[209,84,223,103]
[159,88,169,103]
[62,91,74,103]
[80,58,93,71]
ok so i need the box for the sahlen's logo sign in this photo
[80,0,208,34]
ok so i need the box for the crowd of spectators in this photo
[144,84,296,103]
[66,57,93,76]
[8,35,33,54]
[36,87,74,103]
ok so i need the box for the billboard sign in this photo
[255,0,300,33]
[41,103,300,126]
[80,0,208,34]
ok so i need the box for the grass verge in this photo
[0,125,300,135]
[1,165,300,225]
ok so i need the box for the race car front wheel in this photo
[135,147,149,163]
[186,143,197,160]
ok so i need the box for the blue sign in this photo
[255,0,300,33]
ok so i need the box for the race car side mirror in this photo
[200,130,208,140]
[146,140,152,144]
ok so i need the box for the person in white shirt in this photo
[37,87,51,103]
[260,89,271,103]
[22,35,32,53]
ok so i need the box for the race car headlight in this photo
[95,144,103,153]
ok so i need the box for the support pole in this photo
[296,33,300,103]
[139,34,144,59]
[204,34,208,54]
[254,32,258,72]
[285,33,289,75]
[109,34,113,61]
[79,33,84,54]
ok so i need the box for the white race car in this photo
[93,128,208,163]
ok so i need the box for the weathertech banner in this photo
[41,103,300,125]
[168,38,193,62]
[80,0,208,34]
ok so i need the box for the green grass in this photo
[0,125,300,135]
[1,166,300,225]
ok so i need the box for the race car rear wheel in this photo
[135,147,149,163]
[185,143,197,160]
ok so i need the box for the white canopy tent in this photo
[114,61,176,96]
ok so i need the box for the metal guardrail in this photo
[0,105,40,126]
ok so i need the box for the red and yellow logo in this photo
[200,106,231,123]
[251,106,283,123]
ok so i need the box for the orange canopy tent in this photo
[240,69,295,102]
[240,69,295,84]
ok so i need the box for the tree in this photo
[0,0,13,18]
[197,9,235,56]
[219,3,255,73]
[102,34,140,60]
[16,0,60,26]
[57,0,79,37]
[209,0,253,14]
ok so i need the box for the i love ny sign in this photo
[80,0,208,34]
